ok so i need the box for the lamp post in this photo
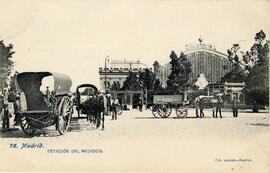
[104,56,110,93]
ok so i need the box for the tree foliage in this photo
[221,30,269,106]
[0,40,15,92]
[111,81,121,91]
[121,72,141,91]
[139,68,155,90]
[121,69,162,91]
[166,51,192,91]
[153,60,161,75]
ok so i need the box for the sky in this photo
[0,0,269,90]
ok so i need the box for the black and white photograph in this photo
[0,0,269,172]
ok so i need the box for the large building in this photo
[99,59,148,92]
[157,39,232,87]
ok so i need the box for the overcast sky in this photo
[0,0,269,90]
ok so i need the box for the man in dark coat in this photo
[215,96,223,118]
[111,97,118,120]
[199,98,205,118]
[232,98,239,118]
[13,95,21,126]
[2,104,10,129]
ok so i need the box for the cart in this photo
[16,72,73,136]
[75,83,98,118]
[151,94,189,118]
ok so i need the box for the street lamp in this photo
[104,56,110,93]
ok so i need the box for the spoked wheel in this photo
[20,116,36,136]
[158,105,172,118]
[57,96,73,135]
[152,104,160,118]
[176,106,188,118]
[117,106,122,115]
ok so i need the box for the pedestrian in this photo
[2,104,10,129]
[138,97,143,112]
[13,95,21,126]
[0,94,4,123]
[252,101,259,113]
[199,98,205,118]
[106,93,111,114]
[212,96,217,118]
[111,97,118,120]
[215,96,223,118]
[232,97,239,118]
[194,96,200,118]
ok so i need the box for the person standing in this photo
[13,95,21,126]
[215,96,223,118]
[2,104,10,129]
[138,97,143,112]
[212,96,217,118]
[0,95,4,125]
[199,98,205,118]
[111,97,118,120]
[232,98,239,118]
[2,89,10,129]
[194,96,200,118]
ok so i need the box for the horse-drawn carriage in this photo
[16,72,73,136]
[75,84,98,118]
[75,84,105,129]
[152,94,189,118]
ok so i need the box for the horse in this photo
[194,95,222,118]
[82,94,105,129]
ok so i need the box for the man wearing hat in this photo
[13,94,21,126]
[0,94,4,123]
[2,89,10,129]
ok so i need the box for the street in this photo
[0,108,269,172]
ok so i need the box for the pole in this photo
[104,56,109,93]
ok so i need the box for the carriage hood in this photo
[76,84,98,95]
[17,72,72,96]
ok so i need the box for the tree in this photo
[166,51,192,91]
[244,30,269,107]
[221,44,247,82]
[153,78,163,91]
[121,68,162,92]
[139,68,155,90]
[121,72,141,91]
[111,81,121,91]
[0,40,15,93]
[153,61,161,75]
[221,30,269,107]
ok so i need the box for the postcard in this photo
[0,0,269,172]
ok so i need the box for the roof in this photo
[17,72,72,95]
[184,43,228,60]
[107,59,148,69]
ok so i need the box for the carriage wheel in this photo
[158,105,172,118]
[58,96,73,135]
[152,104,160,118]
[20,117,36,136]
[176,107,188,118]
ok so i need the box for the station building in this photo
[98,59,148,92]
[157,39,232,87]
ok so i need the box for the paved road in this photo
[0,108,269,172]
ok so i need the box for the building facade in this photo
[157,39,232,87]
[207,82,246,104]
[99,59,148,92]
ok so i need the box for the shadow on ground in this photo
[0,117,100,138]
